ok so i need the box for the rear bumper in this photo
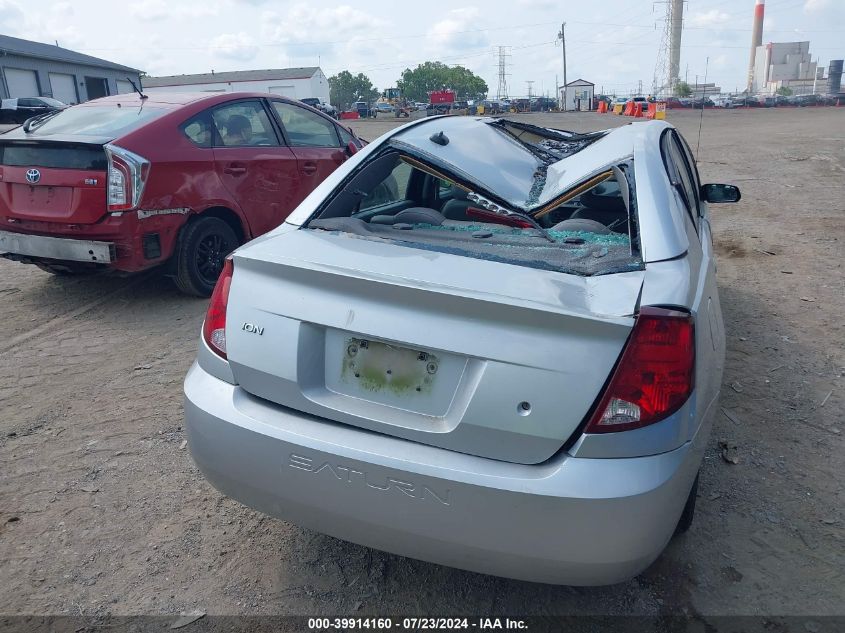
[184,363,706,585]
[0,230,114,263]
[0,211,186,272]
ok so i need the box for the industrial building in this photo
[0,34,142,104]
[560,79,594,111]
[143,68,330,104]
[751,41,825,95]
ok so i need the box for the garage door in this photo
[116,80,134,95]
[4,68,39,98]
[49,73,78,104]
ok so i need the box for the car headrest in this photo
[550,218,612,234]
[393,207,445,225]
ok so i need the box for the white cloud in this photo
[261,5,388,64]
[0,0,23,24]
[210,32,260,62]
[129,0,217,22]
[803,0,830,13]
[516,0,554,9]
[428,7,488,51]
[688,9,731,28]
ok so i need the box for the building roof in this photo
[565,79,595,87]
[143,67,321,88]
[0,33,140,73]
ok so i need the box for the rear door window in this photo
[210,100,280,147]
[271,102,341,148]
[181,113,214,148]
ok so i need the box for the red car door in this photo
[269,100,347,207]
[210,99,304,237]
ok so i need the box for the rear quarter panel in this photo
[115,106,253,241]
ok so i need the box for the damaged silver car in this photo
[183,116,740,585]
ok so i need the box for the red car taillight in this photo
[585,306,695,433]
[202,258,234,359]
[104,144,150,212]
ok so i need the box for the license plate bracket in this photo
[341,338,438,396]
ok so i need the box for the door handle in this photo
[223,164,247,176]
[301,162,318,175]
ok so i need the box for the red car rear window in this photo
[28,105,169,138]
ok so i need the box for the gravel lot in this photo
[0,109,843,621]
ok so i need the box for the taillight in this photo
[104,144,150,212]
[202,258,234,359]
[585,306,695,433]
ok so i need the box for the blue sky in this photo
[1,0,843,97]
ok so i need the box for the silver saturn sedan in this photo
[184,116,740,585]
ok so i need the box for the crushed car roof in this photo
[390,117,651,213]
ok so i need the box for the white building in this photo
[752,42,820,95]
[560,79,594,111]
[143,67,330,104]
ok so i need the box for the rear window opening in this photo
[21,104,168,138]
[307,150,643,276]
[0,142,107,170]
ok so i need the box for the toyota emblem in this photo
[25,169,41,184]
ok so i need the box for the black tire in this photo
[674,473,699,536]
[35,262,100,276]
[173,216,239,297]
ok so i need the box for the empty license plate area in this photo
[343,338,439,395]
[323,330,467,417]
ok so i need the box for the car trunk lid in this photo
[0,140,108,224]
[224,228,643,464]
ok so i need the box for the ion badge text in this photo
[242,323,264,335]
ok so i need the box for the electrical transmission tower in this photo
[496,46,511,100]
[652,0,684,97]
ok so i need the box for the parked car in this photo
[663,97,688,109]
[793,94,820,107]
[299,97,337,119]
[0,96,67,124]
[373,102,395,116]
[184,117,740,585]
[353,101,374,118]
[0,92,362,295]
[531,97,557,112]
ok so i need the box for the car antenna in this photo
[126,77,148,100]
[695,57,709,160]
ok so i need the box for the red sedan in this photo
[0,92,362,295]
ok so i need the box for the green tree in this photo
[396,62,488,102]
[776,86,793,96]
[676,81,692,97]
[328,71,379,111]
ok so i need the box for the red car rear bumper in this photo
[0,210,188,272]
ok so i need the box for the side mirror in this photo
[701,183,741,203]
[346,140,358,157]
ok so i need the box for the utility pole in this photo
[526,80,534,111]
[557,22,567,110]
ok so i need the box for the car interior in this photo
[313,151,634,238]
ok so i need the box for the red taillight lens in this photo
[202,258,234,359]
[585,306,695,433]
[105,144,150,212]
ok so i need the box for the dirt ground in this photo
[0,109,843,622]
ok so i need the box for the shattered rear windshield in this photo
[306,145,643,277]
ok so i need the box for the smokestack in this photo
[747,0,765,93]
[669,0,684,95]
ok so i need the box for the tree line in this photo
[329,62,489,110]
